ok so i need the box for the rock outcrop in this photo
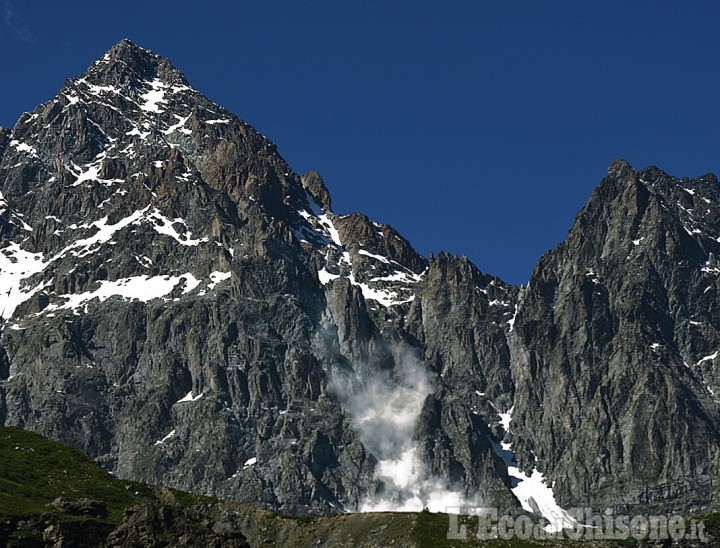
[508,160,720,516]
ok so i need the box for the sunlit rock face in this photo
[1,41,719,522]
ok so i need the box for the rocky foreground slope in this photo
[1,40,719,527]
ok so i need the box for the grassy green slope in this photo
[0,426,154,521]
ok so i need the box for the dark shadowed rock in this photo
[106,504,250,547]
[51,496,108,517]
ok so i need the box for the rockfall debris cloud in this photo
[321,330,475,512]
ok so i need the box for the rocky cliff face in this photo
[508,160,720,515]
[1,40,719,524]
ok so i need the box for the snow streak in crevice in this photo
[487,404,577,533]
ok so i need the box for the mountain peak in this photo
[82,39,188,90]
[606,157,635,179]
[108,38,155,58]
[112,38,153,53]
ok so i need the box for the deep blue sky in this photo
[1,2,718,285]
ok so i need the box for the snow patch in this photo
[9,140,38,157]
[369,269,423,284]
[353,278,415,307]
[507,305,519,332]
[701,262,720,274]
[0,243,49,320]
[358,249,390,264]
[154,430,176,446]
[697,351,718,365]
[62,207,149,258]
[163,114,192,135]
[148,209,209,246]
[69,155,124,187]
[316,214,343,247]
[64,93,80,105]
[585,269,601,283]
[318,268,340,285]
[489,423,576,532]
[126,127,151,139]
[139,79,168,113]
[506,464,577,532]
[177,391,204,403]
[498,406,514,433]
[207,271,231,290]
[41,274,201,314]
